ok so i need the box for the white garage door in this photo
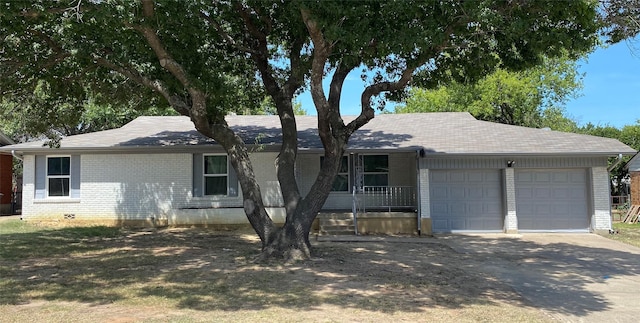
[515,169,589,232]
[430,169,503,232]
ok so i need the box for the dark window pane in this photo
[204,156,227,174]
[339,156,349,173]
[364,174,388,187]
[47,157,70,176]
[205,177,227,195]
[332,175,349,192]
[320,156,349,173]
[48,178,70,196]
[363,155,388,172]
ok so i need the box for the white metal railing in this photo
[354,186,416,213]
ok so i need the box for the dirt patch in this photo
[0,227,550,322]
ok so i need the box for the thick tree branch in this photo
[92,56,190,116]
[347,66,416,135]
[137,0,211,132]
[200,11,262,55]
[300,7,331,117]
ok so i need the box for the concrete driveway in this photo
[438,233,640,323]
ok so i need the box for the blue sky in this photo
[299,39,640,129]
[565,40,640,128]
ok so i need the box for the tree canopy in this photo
[0,0,601,260]
[396,56,583,131]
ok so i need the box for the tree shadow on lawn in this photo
[437,234,640,319]
[3,226,631,317]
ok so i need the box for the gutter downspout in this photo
[606,154,624,231]
[607,154,623,172]
[11,150,23,161]
[10,150,22,216]
[416,149,422,236]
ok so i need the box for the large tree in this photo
[396,56,583,131]
[0,1,599,260]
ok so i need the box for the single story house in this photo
[0,130,15,215]
[0,112,635,234]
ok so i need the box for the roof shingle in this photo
[1,112,634,156]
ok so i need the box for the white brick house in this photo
[1,113,634,234]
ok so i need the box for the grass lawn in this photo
[605,222,640,248]
[0,219,550,322]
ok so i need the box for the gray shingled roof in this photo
[0,130,14,146]
[0,112,635,156]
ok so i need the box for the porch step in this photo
[318,213,356,235]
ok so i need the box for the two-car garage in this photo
[429,168,591,233]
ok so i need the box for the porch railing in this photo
[354,186,417,213]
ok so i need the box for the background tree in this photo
[602,0,640,43]
[0,1,600,261]
[396,56,582,131]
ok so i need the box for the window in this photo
[204,155,228,196]
[321,156,350,192]
[362,155,388,187]
[47,156,70,197]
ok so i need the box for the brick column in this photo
[631,172,640,205]
[418,164,432,235]
[503,168,518,233]
[592,167,612,231]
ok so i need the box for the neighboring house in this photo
[0,113,635,233]
[624,153,640,208]
[0,130,15,215]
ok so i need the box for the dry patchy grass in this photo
[603,222,640,248]
[0,219,550,322]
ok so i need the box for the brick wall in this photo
[0,154,12,206]
[631,171,640,205]
[21,152,282,225]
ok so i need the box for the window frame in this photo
[320,155,350,192]
[362,154,389,187]
[46,155,71,198]
[203,154,229,196]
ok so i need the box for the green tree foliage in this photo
[577,122,640,195]
[396,56,583,131]
[0,82,176,143]
[602,0,640,43]
[0,1,600,260]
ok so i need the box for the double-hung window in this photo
[203,155,228,196]
[320,155,350,192]
[47,156,71,197]
[362,155,388,187]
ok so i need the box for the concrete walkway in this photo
[438,233,640,323]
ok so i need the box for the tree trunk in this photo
[259,216,312,262]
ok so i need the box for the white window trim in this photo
[361,154,389,187]
[203,154,229,196]
[46,155,71,198]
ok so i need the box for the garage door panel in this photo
[430,170,503,232]
[450,187,465,199]
[553,172,569,183]
[431,202,448,214]
[450,203,465,214]
[535,173,551,182]
[535,188,551,198]
[516,188,534,199]
[516,169,588,231]
[468,187,484,198]
[485,187,501,198]
[450,172,465,182]
[431,187,448,199]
